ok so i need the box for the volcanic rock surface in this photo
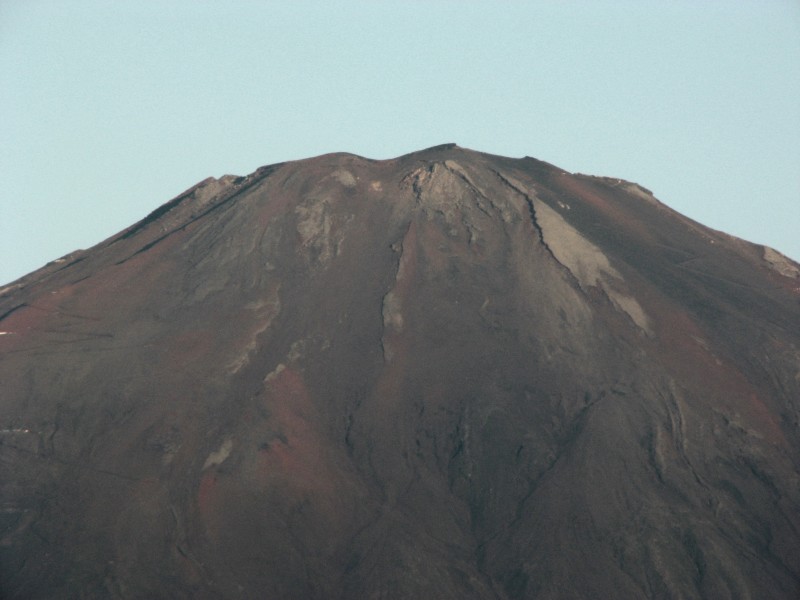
[1,145,799,599]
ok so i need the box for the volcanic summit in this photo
[1,145,799,599]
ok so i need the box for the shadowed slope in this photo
[1,145,799,599]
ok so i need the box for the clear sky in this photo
[2,1,799,285]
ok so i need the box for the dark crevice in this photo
[682,531,707,587]
[50,256,87,274]
[440,162,499,225]
[0,303,27,323]
[496,395,602,542]
[410,164,433,205]
[114,164,282,266]
[115,179,215,242]
[643,427,665,484]
[441,161,484,198]
[490,169,566,268]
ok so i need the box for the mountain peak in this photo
[1,147,799,599]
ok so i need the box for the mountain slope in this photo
[2,145,799,599]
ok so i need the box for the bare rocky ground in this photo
[1,145,799,598]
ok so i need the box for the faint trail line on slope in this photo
[1,442,141,482]
[114,164,283,266]
[25,303,102,322]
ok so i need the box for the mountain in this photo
[1,144,799,599]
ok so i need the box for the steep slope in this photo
[1,145,799,599]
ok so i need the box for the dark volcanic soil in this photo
[1,145,799,599]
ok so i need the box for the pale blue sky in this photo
[2,1,799,285]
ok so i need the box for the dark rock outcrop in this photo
[1,145,799,598]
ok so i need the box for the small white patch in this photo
[227,292,281,374]
[264,363,286,383]
[382,291,404,333]
[202,439,233,470]
[0,332,13,336]
[288,339,305,363]
[331,170,357,188]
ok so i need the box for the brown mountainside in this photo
[1,145,799,598]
